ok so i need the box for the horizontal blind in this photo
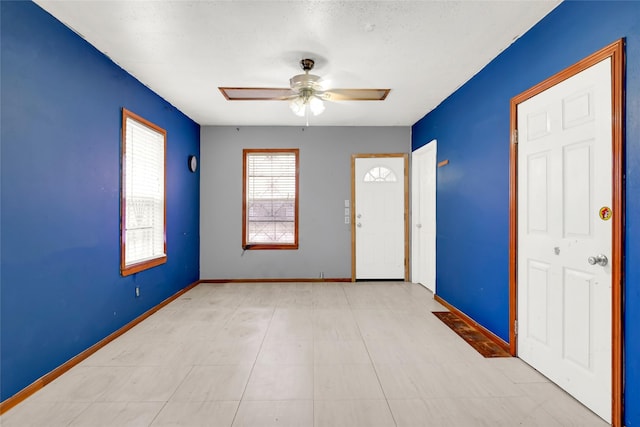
[124,116,165,265]
[246,152,296,244]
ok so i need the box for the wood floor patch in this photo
[433,311,511,358]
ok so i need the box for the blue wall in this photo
[412,1,639,424]
[0,2,200,401]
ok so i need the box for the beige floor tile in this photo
[364,339,432,365]
[82,335,191,367]
[461,396,564,427]
[256,339,314,365]
[0,402,90,427]
[486,357,550,384]
[216,321,271,343]
[314,340,371,364]
[243,364,314,400]
[314,363,384,399]
[393,311,468,342]
[312,283,350,307]
[226,308,275,327]
[277,285,313,308]
[314,399,396,427]
[151,401,239,427]
[175,306,236,323]
[313,309,362,341]
[520,382,609,426]
[421,338,486,364]
[68,401,163,427]
[188,339,262,365]
[343,289,389,309]
[222,312,273,329]
[241,291,281,308]
[98,365,192,402]
[182,287,246,310]
[388,398,480,427]
[4,282,606,426]
[265,309,313,341]
[231,400,313,427]
[352,309,407,341]
[439,361,524,398]
[171,365,252,401]
[374,363,444,399]
[31,366,122,402]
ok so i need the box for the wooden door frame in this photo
[509,39,625,426]
[351,153,410,282]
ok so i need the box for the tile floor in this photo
[1,282,609,426]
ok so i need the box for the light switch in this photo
[345,216,350,224]
[344,200,350,208]
[344,207,350,216]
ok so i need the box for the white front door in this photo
[354,156,406,280]
[411,141,437,292]
[517,58,612,422]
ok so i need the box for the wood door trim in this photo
[351,153,410,282]
[509,38,625,426]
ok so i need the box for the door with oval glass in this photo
[352,154,408,280]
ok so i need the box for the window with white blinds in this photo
[121,109,167,275]
[243,149,299,249]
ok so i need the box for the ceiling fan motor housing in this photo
[290,73,323,90]
[289,58,324,98]
[300,58,315,72]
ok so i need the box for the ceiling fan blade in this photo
[322,88,390,101]
[219,87,296,100]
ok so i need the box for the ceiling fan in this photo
[219,59,390,119]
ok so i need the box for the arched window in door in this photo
[363,166,397,182]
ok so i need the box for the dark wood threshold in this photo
[434,294,510,353]
[0,280,201,415]
[433,311,511,358]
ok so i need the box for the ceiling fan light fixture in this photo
[289,96,307,117]
[309,96,325,116]
[288,93,325,117]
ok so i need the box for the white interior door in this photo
[517,58,612,422]
[411,141,436,292]
[355,156,405,280]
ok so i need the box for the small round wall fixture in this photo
[188,155,198,173]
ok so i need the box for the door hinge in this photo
[512,129,518,145]
[514,320,518,335]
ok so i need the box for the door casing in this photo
[509,39,625,426]
[351,153,409,282]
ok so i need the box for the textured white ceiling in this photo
[34,1,560,126]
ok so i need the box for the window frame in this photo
[120,108,167,276]
[242,148,299,250]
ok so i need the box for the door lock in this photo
[588,254,608,267]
